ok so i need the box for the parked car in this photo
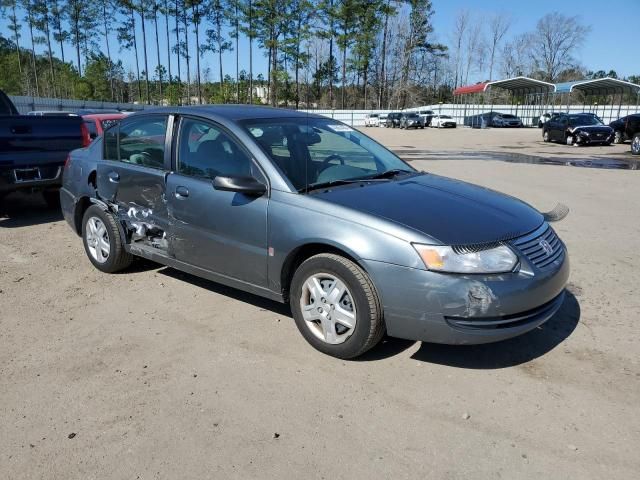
[363,113,380,127]
[82,113,126,143]
[463,111,498,128]
[378,113,388,127]
[431,115,457,128]
[399,112,424,129]
[418,110,435,126]
[385,112,402,128]
[538,112,553,128]
[0,89,87,206]
[491,113,523,127]
[542,113,614,146]
[609,114,640,144]
[61,106,569,359]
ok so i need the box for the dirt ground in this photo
[1,131,639,479]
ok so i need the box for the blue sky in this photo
[1,0,638,82]
[431,0,639,79]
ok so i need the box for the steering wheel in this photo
[321,154,346,167]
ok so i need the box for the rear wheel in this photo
[632,133,640,155]
[290,254,384,359]
[82,205,133,273]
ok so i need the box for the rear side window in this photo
[117,116,168,169]
[104,126,118,160]
[84,120,98,139]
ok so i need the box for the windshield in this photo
[568,115,603,127]
[440,115,452,119]
[242,118,415,191]
[405,113,419,118]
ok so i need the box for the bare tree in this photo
[530,12,590,81]
[463,21,483,85]
[500,33,530,78]
[486,12,511,80]
[451,8,468,88]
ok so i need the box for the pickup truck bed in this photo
[0,90,85,198]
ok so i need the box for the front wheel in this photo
[632,133,640,155]
[614,130,624,144]
[543,130,550,142]
[290,254,385,359]
[82,205,133,273]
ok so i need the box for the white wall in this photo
[300,103,639,127]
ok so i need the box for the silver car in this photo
[61,106,569,359]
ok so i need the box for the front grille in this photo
[511,223,564,269]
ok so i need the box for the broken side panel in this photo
[96,162,171,254]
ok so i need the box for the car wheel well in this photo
[73,196,92,236]
[281,243,363,302]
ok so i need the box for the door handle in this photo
[175,186,189,198]
[107,171,120,183]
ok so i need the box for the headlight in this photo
[413,244,518,274]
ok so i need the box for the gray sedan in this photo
[61,106,569,359]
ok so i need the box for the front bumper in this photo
[362,250,569,345]
[575,132,613,145]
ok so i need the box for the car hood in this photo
[570,125,612,133]
[314,173,544,245]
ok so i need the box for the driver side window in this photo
[118,115,168,169]
[177,118,253,179]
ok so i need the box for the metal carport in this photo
[453,76,555,127]
[554,77,640,120]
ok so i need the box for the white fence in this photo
[302,103,640,127]
[10,95,638,126]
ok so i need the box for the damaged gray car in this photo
[61,106,569,359]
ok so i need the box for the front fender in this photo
[267,190,426,293]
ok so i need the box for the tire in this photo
[42,189,60,209]
[542,130,550,142]
[632,133,640,155]
[614,130,624,144]
[566,134,575,146]
[82,204,133,273]
[290,253,385,359]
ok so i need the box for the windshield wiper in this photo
[363,169,415,180]
[300,169,416,193]
[300,178,366,193]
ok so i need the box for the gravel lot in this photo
[1,128,639,479]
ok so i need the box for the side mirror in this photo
[213,175,267,196]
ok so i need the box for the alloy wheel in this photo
[632,136,640,155]
[299,273,357,345]
[85,216,110,263]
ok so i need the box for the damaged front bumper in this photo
[361,252,569,345]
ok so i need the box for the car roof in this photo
[130,105,328,121]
